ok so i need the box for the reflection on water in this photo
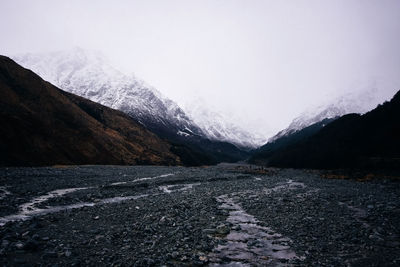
[209,180,308,266]
[159,183,201,194]
[209,194,297,266]
[20,187,90,213]
[0,180,199,226]
[111,173,175,185]
[0,193,148,226]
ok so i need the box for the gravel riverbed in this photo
[0,164,399,266]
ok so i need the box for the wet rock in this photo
[15,242,24,249]
[171,251,180,259]
[1,166,400,266]
[216,224,230,235]
[202,229,215,235]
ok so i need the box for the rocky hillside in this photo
[0,56,180,166]
[268,88,386,143]
[13,48,249,165]
[13,48,205,140]
[249,118,336,164]
[252,90,400,169]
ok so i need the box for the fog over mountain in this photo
[268,86,391,143]
[13,48,265,148]
[1,0,400,140]
[2,2,400,266]
[183,98,268,148]
[12,48,205,139]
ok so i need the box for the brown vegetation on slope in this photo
[0,56,180,166]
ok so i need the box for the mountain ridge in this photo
[13,48,249,165]
[251,90,400,169]
[267,87,386,144]
[0,55,180,166]
[249,117,337,164]
[183,99,267,149]
[13,48,205,140]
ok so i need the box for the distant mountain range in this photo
[13,48,205,140]
[183,99,267,149]
[13,48,249,165]
[268,88,385,143]
[5,47,399,169]
[0,56,180,166]
[249,118,336,165]
[250,90,400,169]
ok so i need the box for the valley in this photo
[1,2,400,266]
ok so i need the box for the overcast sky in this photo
[1,0,400,136]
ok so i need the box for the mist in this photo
[1,0,400,137]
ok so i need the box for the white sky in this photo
[1,0,400,137]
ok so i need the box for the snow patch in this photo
[268,87,387,144]
[177,130,191,137]
[13,48,205,142]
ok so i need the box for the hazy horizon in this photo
[1,0,400,138]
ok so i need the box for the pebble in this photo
[0,166,399,266]
[216,224,230,235]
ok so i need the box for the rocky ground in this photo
[0,164,399,266]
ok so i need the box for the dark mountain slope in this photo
[249,118,336,164]
[258,90,400,169]
[14,50,249,166]
[0,56,180,166]
[165,133,249,166]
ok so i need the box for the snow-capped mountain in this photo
[183,99,267,149]
[13,48,204,139]
[268,87,387,143]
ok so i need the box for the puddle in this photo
[110,173,175,185]
[209,194,298,266]
[209,180,308,266]
[264,180,306,195]
[0,194,148,226]
[20,187,90,213]
[0,181,199,226]
[159,183,201,194]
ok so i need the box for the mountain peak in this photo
[12,49,206,140]
[183,98,267,148]
[13,49,261,151]
[0,55,180,166]
[268,87,389,143]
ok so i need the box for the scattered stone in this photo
[0,166,399,266]
[15,242,24,249]
[216,224,230,235]
[202,229,215,235]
